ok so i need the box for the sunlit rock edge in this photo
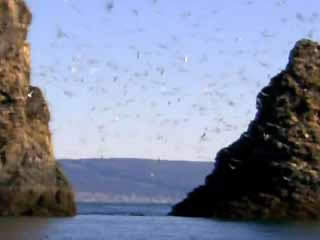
[0,0,76,216]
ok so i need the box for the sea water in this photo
[1,203,320,240]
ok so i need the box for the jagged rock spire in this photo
[171,39,320,220]
[0,0,76,216]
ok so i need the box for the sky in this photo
[23,0,320,161]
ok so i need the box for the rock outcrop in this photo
[0,0,76,216]
[171,39,320,220]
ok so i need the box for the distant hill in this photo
[58,158,212,204]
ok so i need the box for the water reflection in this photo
[1,217,65,240]
[1,215,320,240]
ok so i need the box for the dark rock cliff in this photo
[171,39,320,220]
[0,0,76,216]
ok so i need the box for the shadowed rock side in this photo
[0,0,76,216]
[171,39,320,220]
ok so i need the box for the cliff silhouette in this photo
[171,39,320,220]
[0,0,75,216]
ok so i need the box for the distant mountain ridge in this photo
[58,158,212,204]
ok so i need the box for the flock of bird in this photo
[29,0,319,160]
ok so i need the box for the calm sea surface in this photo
[1,203,320,240]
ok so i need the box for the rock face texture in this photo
[171,39,320,220]
[0,0,76,216]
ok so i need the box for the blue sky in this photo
[24,0,320,161]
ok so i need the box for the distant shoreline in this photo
[59,158,212,205]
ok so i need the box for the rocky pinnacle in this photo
[171,39,320,220]
[0,0,76,216]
